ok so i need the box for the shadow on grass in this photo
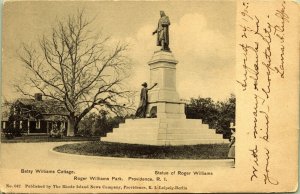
[53,141,230,160]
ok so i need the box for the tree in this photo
[1,99,31,138]
[1,100,15,139]
[186,97,219,129]
[16,10,134,136]
[78,110,125,137]
[216,94,236,138]
[77,112,97,136]
[185,94,236,139]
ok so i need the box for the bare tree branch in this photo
[15,10,133,135]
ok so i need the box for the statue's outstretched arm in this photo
[149,83,158,90]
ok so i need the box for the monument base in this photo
[101,51,227,145]
[147,101,186,119]
[101,118,227,145]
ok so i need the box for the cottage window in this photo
[13,107,17,115]
[13,121,16,128]
[36,120,40,129]
[2,122,6,129]
[20,121,23,129]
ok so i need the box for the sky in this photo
[2,1,236,102]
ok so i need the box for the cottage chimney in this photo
[34,93,43,101]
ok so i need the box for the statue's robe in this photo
[135,87,148,118]
[156,16,170,47]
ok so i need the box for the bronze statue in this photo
[135,82,157,118]
[152,11,170,51]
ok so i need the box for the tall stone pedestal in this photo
[101,51,227,145]
[146,51,185,119]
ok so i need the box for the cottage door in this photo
[48,122,53,132]
[29,121,36,133]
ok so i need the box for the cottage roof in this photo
[17,98,35,105]
[15,98,68,116]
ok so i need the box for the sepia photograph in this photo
[0,0,298,193]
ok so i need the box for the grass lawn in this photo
[1,135,99,143]
[53,141,230,159]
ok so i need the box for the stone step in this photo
[124,118,204,125]
[104,118,225,145]
[167,120,206,127]
[112,127,217,135]
[106,132,224,140]
[114,126,160,131]
[115,122,210,130]
[106,132,158,139]
[121,122,160,128]
[164,128,214,134]
[125,118,160,124]
[164,139,228,145]
[101,137,159,145]
[107,132,221,138]
[158,134,224,140]
[118,125,210,132]
[111,128,159,134]
[124,118,204,124]
[101,137,227,145]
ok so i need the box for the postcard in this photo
[0,0,298,193]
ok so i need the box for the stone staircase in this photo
[101,118,228,145]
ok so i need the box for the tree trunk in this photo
[67,114,75,136]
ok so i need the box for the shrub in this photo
[186,94,235,139]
